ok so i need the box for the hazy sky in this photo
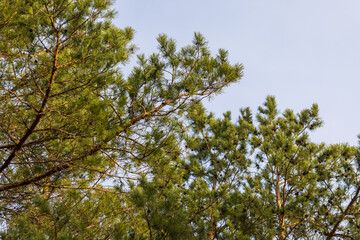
[114,0,360,145]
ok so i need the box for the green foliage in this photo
[0,0,243,239]
[1,1,360,240]
[0,0,241,193]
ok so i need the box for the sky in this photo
[114,0,360,146]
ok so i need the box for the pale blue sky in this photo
[114,0,360,145]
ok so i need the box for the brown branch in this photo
[326,185,360,240]
[56,54,91,69]
[0,30,60,174]
[34,183,124,194]
[0,163,71,192]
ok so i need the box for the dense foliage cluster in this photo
[1,1,359,239]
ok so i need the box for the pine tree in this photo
[242,96,360,240]
[0,0,243,238]
[182,103,251,239]
[174,97,360,239]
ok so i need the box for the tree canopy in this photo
[1,0,360,239]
